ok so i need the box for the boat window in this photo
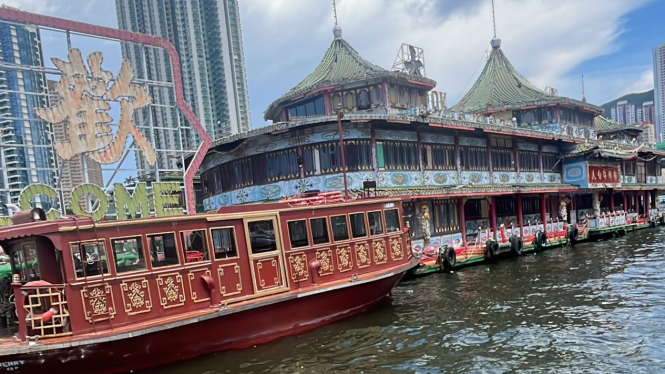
[11,243,40,282]
[148,233,180,268]
[384,209,401,232]
[310,217,330,244]
[247,220,277,254]
[211,228,238,259]
[350,213,368,238]
[181,230,209,263]
[71,241,109,279]
[288,220,309,248]
[330,215,349,241]
[368,211,384,235]
[111,236,146,273]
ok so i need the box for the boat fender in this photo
[569,226,579,243]
[535,231,547,249]
[200,275,215,294]
[443,246,456,269]
[510,235,523,256]
[486,240,499,257]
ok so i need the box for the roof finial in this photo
[582,74,587,102]
[332,0,342,39]
[490,0,501,49]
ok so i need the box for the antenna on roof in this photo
[491,0,497,39]
[332,0,342,38]
[581,74,587,102]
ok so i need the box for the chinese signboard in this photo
[588,165,620,188]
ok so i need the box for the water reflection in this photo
[138,228,665,373]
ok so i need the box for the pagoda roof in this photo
[451,39,602,114]
[264,31,435,120]
[594,115,642,135]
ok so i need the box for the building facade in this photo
[637,100,655,124]
[115,0,252,174]
[654,43,665,141]
[610,100,636,125]
[0,22,55,207]
[191,29,665,266]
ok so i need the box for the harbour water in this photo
[139,228,665,373]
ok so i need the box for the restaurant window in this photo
[288,220,309,248]
[71,241,109,279]
[181,230,209,263]
[303,141,372,176]
[519,151,540,172]
[310,218,330,245]
[422,144,455,170]
[464,200,482,220]
[111,236,146,273]
[379,141,419,170]
[11,244,40,282]
[490,137,514,171]
[496,197,516,216]
[367,211,384,236]
[637,162,646,183]
[350,213,368,238]
[330,215,349,241]
[247,220,278,254]
[522,197,541,215]
[263,149,299,183]
[433,199,458,233]
[646,160,656,176]
[459,146,488,170]
[560,108,575,124]
[211,228,237,259]
[623,161,635,175]
[148,233,180,268]
[287,96,325,119]
[384,209,401,232]
[542,153,561,173]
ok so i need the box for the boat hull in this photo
[1,271,406,374]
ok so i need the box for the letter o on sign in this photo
[70,184,109,221]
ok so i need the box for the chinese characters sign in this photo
[588,165,620,188]
[35,49,156,165]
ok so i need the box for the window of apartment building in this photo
[422,144,456,170]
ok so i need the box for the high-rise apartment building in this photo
[637,101,655,124]
[654,43,665,141]
[0,22,55,206]
[610,100,636,125]
[115,0,252,174]
[47,80,104,211]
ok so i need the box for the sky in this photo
[4,0,665,159]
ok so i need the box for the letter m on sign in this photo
[114,183,149,219]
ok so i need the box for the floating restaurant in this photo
[196,26,665,273]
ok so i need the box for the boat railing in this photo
[12,282,71,342]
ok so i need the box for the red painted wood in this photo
[459,197,467,248]
[516,195,523,236]
[540,194,547,233]
[490,197,497,240]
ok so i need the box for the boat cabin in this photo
[0,194,411,342]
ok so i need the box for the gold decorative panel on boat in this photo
[316,249,334,276]
[217,263,242,297]
[120,278,152,316]
[372,240,387,265]
[157,273,186,309]
[81,283,116,323]
[253,257,282,292]
[188,268,213,303]
[288,253,309,283]
[355,242,371,268]
[390,237,404,261]
[336,245,353,272]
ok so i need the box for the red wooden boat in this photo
[0,192,415,374]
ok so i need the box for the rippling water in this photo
[139,228,665,374]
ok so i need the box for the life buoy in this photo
[442,246,456,269]
[568,226,579,243]
[21,281,60,323]
[510,235,523,256]
[535,231,547,250]
[486,239,499,257]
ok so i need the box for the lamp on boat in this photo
[11,208,47,225]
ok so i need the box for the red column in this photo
[609,189,615,212]
[517,195,524,237]
[490,197,497,241]
[540,193,547,234]
[622,192,627,212]
[459,197,467,248]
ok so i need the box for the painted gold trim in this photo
[217,262,242,297]
[336,244,353,272]
[372,239,388,265]
[188,268,212,303]
[156,272,186,309]
[81,283,116,323]
[355,241,371,268]
[120,277,152,316]
[288,252,309,283]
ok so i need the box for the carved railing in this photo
[12,282,71,341]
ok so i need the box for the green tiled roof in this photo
[594,116,627,132]
[263,37,387,120]
[451,39,602,114]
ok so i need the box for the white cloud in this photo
[241,0,651,126]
